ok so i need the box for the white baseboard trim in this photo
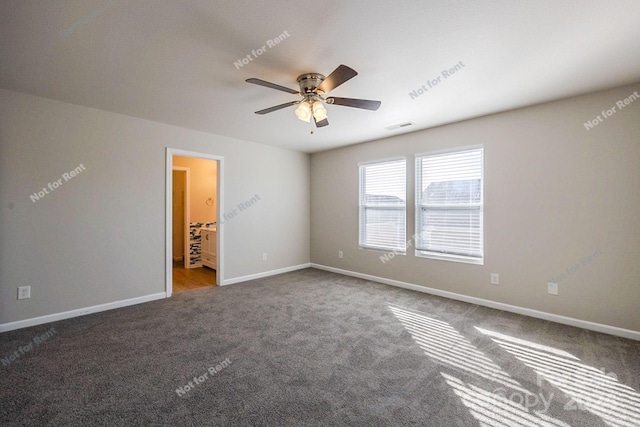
[223,263,312,286]
[311,263,640,341]
[0,292,167,333]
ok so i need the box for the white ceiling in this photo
[2,1,640,153]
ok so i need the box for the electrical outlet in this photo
[18,286,30,299]
[490,273,499,285]
[338,250,343,259]
[548,282,559,295]
[262,253,267,261]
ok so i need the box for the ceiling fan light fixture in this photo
[312,100,327,121]
[247,64,381,128]
[295,101,311,122]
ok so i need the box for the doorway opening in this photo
[166,149,224,296]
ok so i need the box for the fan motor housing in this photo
[297,73,325,94]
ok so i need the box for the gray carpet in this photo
[1,268,639,426]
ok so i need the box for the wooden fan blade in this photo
[246,78,299,94]
[255,101,298,115]
[317,65,358,94]
[327,97,381,111]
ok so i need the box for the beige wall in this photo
[173,156,217,223]
[0,89,310,326]
[1,83,637,333]
[311,82,640,332]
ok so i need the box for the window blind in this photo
[359,159,406,251]
[416,148,483,262]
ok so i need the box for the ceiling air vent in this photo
[385,121,414,131]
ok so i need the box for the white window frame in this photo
[415,146,484,265]
[358,157,407,253]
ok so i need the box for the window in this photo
[359,158,406,252]
[415,147,483,264]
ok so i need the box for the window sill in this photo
[415,250,484,265]
[360,246,407,255]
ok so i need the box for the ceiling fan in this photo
[246,64,381,128]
